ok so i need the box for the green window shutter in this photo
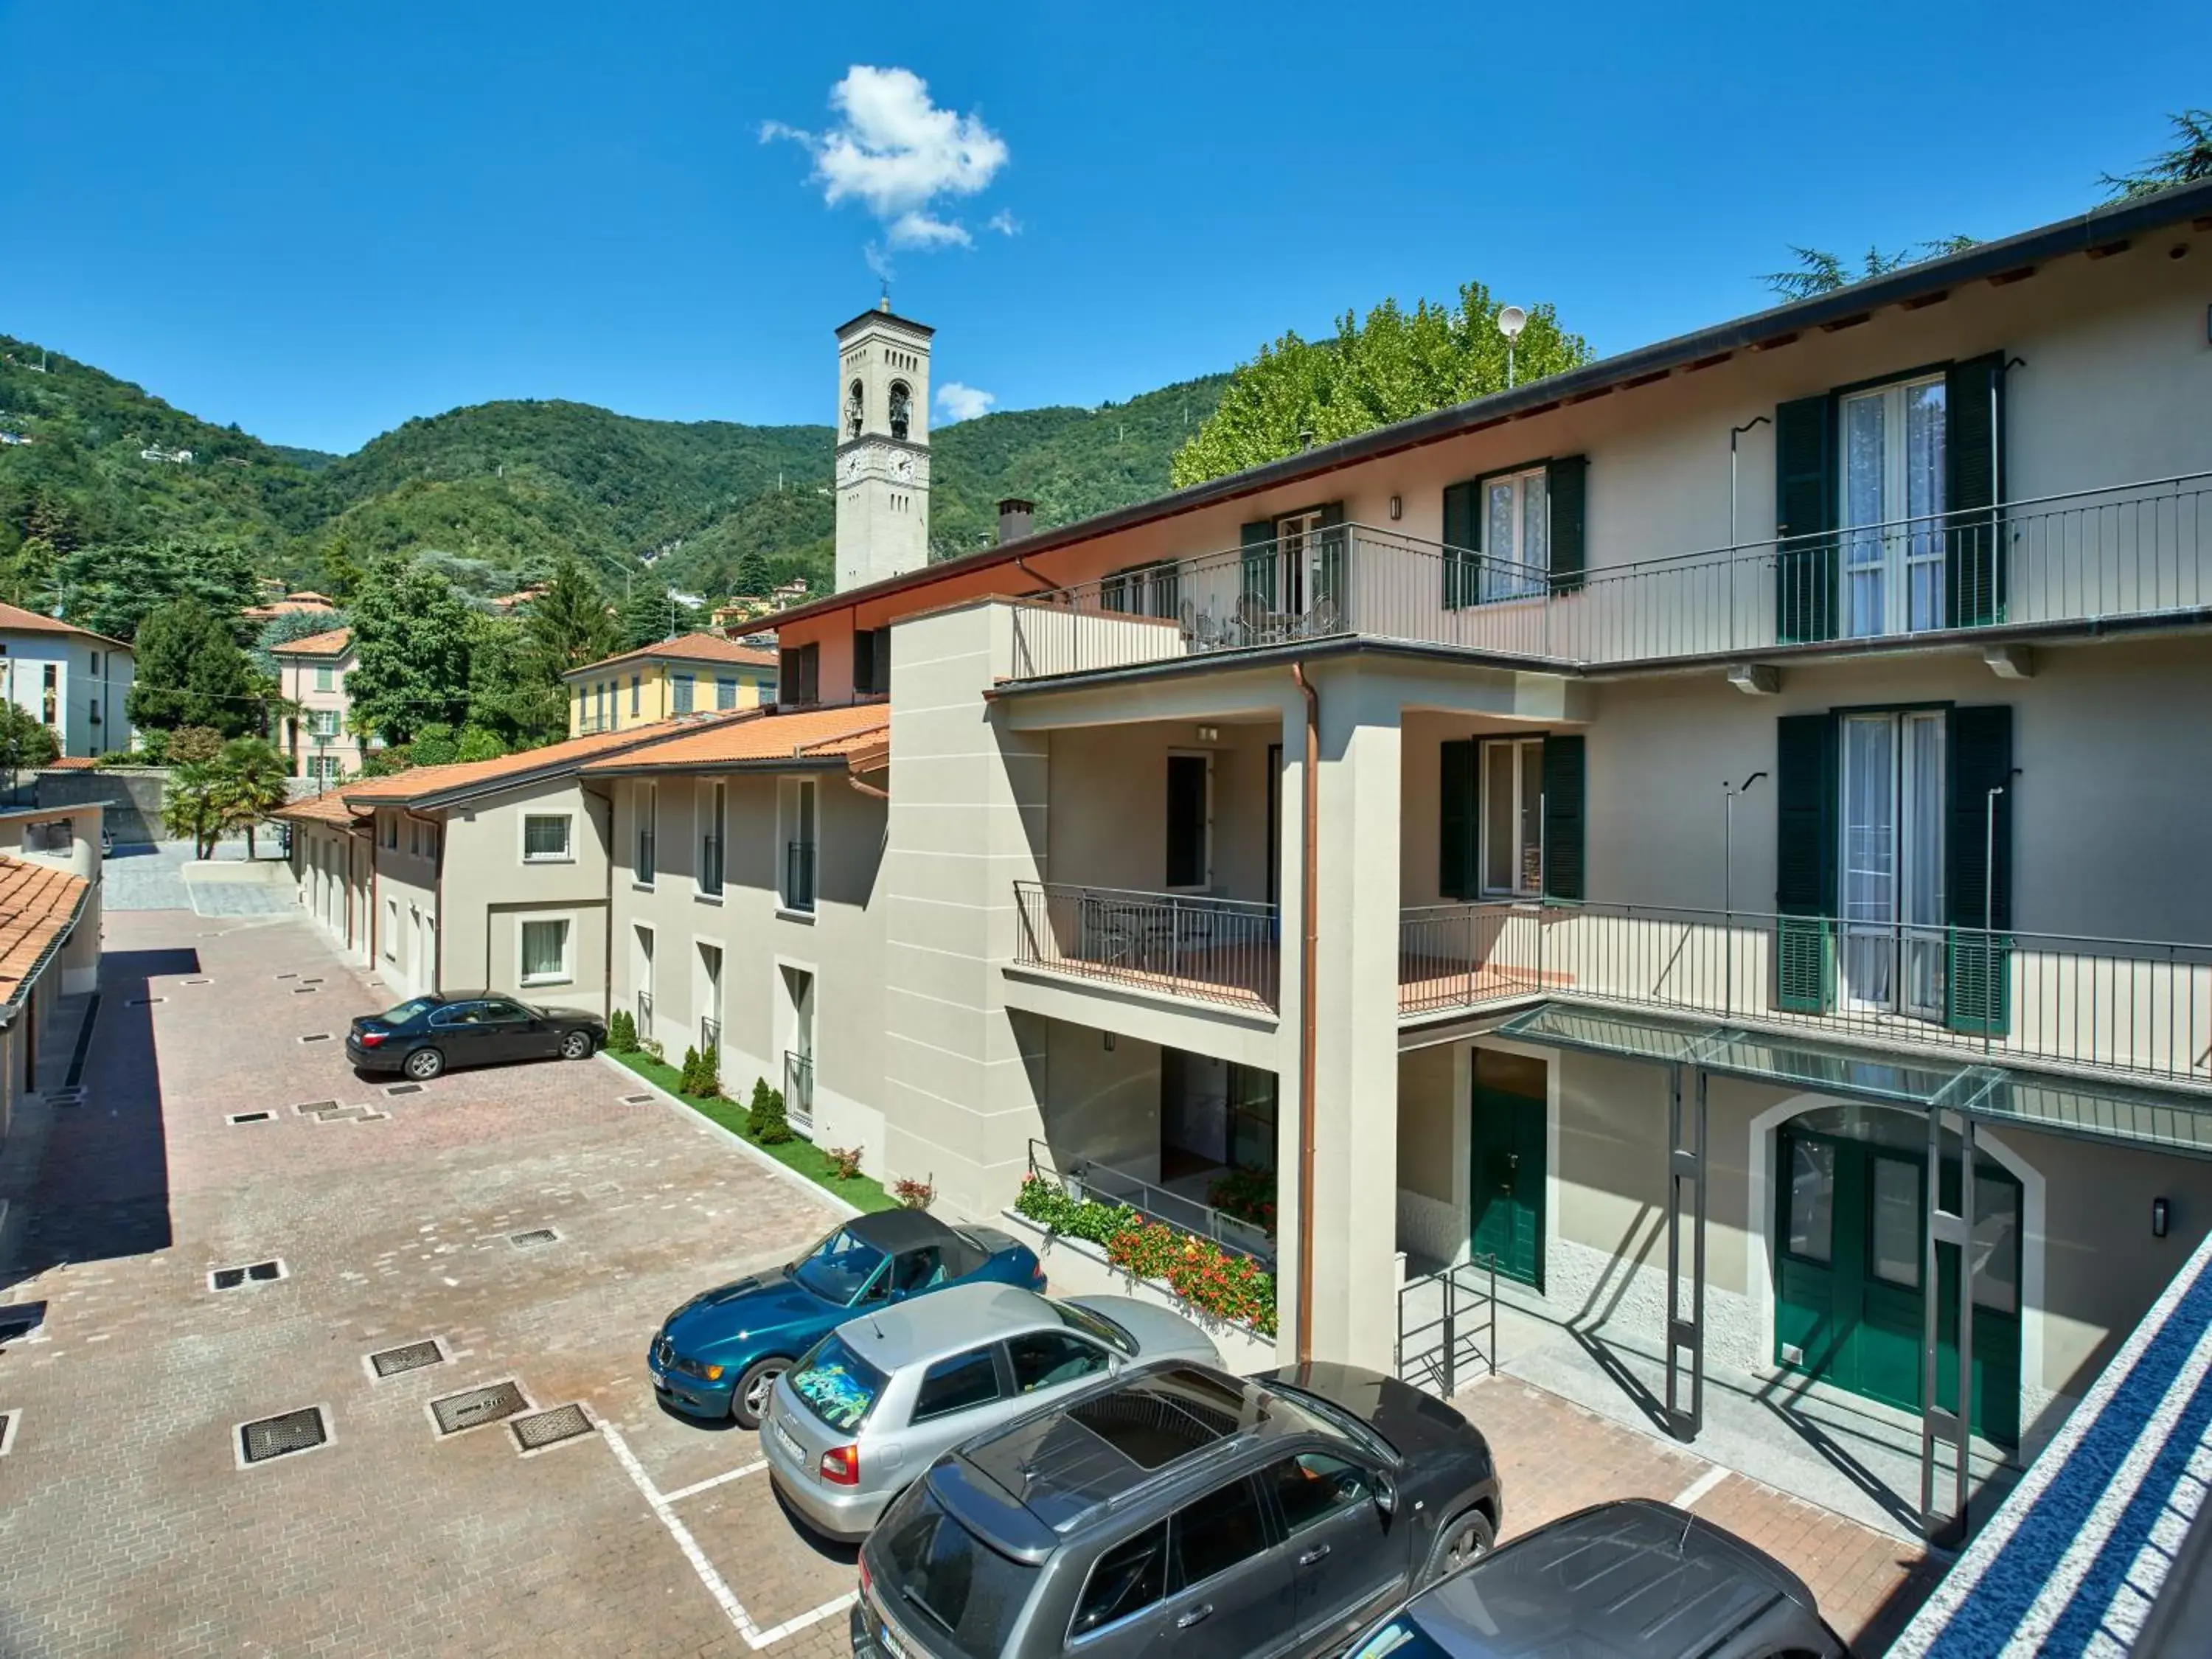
[1315,501,1347,615]
[1946,704,2014,1034]
[1946,352,2007,628]
[1775,712,1837,1011]
[1540,734,1586,902]
[1239,519,1278,610]
[1546,456,1588,594]
[1774,395,1837,644]
[1441,481,1480,611]
[1439,739,1476,900]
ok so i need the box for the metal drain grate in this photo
[386,1083,422,1097]
[227,1110,273,1125]
[507,1228,560,1248]
[209,1259,285,1291]
[302,977,324,985]
[619,1093,655,1105]
[0,1411,12,1454]
[512,1404,592,1451]
[274,973,296,981]
[183,977,212,986]
[299,1034,331,1044]
[369,1339,445,1378]
[240,1406,326,1464]
[127,996,166,1007]
[291,987,319,995]
[431,1381,529,1435]
[294,1099,340,1116]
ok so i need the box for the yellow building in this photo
[563,633,779,737]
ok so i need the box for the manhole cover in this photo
[512,1404,592,1452]
[299,1034,331,1044]
[240,1406,326,1464]
[369,1339,445,1378]
[619,1093,654,1105]
[294,1100,340,1116]
[386,1083,422,1097]
[431,1381,528,1435]
[508,1228,560,1248]
[228,1110,273,1125]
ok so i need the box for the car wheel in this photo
[559,1030,593,1061]
[1428,1507,1495,1579]
[731,1357,790,1430]
[404,1047,445,1081]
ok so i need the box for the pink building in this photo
[270,626,366,785]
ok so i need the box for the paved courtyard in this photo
[0,902,1938,1655]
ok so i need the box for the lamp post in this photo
[1497,305,1528,389]
[1725,771,1767,1016]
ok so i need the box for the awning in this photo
[1495,1002,2212,1158]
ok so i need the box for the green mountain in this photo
[0,330,1228,619]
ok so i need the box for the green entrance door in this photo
[1775,1112,2023,1447]
[1470,1050,1546,1290]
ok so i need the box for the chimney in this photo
[997,498,1035,545]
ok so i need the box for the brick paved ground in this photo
[1458,1374,1947,1653]
[0,909,865,1658]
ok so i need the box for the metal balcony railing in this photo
[1007,473,2212,682]
[783,1050,815,1138]
[1027,1139,1274,1266]
[1398,900,2212,1085]
[785,841,817,914]
[636,988,653,1042]
[699,1014,721,1056]
[1013,881,1279,1010]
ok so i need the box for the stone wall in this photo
[35,768,164,845]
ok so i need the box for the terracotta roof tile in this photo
[341,714,748,806]
[0,601,131,650]
[0,855,89,1000]
[566,632,780,679]
[274,786,364,827]
[580,703,888,775]
[41,757,99,771]
[269,626,353,658]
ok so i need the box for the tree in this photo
[618,583,674,650]
[526,554,620,675]
[161,762,224,858]
[320,531,365,602]
[2104,109,2212,200]
[0,535,56,609]
[1171,284,1592,488]
[1760,236,1979,302]
[347,559,473,744]
[0,700,60,783]
[251,608,349,677]
[208,737,291,858]
[127,595,260,737]
[464,611,566,745]
[731,549,772,599]
[51,535,260,643]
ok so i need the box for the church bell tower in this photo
[833,299,933,592]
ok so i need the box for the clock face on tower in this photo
[836,452,861,486]
[893,455,914,483]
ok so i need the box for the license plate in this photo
[773,1419,804,1464]
[870,1599,908,1659]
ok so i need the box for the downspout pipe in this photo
[1290,664,1321,1365]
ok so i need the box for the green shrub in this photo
[678,1045,702,1094]
[751,1082,793,1146]
[1013,1174,1142,1248]
[697,1043,721,1099]
[606,1009,637,1053]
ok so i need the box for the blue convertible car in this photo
[650,1208,1046,1427]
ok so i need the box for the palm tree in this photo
[210,737,293,860]
[161,762,223,859]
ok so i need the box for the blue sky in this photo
[4,1,2203,454]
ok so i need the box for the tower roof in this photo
[834,306,935,339]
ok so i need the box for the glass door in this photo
[1840,712,1945,1018]
[1840,376,1947,639]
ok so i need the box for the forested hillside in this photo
[0,331,1227,623]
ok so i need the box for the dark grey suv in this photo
[851,1360,1503,1659]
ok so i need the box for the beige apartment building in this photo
[269,626,368,784]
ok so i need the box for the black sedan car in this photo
[346,992,605,1081]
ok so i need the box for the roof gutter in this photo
[0,877,92,1028]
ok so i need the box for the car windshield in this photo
[1049,1298,1137,1357]
[377,998,439,1024]
[790,1225,888,1305]
[1265,1380,1397,1463]
[789,1335,890,1433]
[877,1491,1040,1659]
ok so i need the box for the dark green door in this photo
[1775,1121,2022,1447]
[1470,1079,1545,1290]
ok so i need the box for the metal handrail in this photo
[698,1015,721,1054]
[783,1049,815,1137]
[1394,1255,1498,1397]
[1027,1138,1276,1266]
[1012,880,1279,1009]
[636,988,653,1040]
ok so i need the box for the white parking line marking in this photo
[663,1458,768,1503]
[1672,1466,1730,1509]
[599,1423,855,1649]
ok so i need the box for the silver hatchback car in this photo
[762,1280,1220,1542]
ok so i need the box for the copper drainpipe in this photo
[1290,664,1320,1365]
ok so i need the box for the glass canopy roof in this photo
[1494,1002,2212,1158]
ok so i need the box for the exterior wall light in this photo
[1388,495,1403,521]
[1195,726,1220,742]
[2154,1197,2171,1238]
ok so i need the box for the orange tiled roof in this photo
[0,854,89,1000]
[41,756,99,771]
[273,786,364,827]
[565,632,779,680]
[580,703,888,775]
[0,600,131,650]
[341,714,747,806]
[269,626,353,658]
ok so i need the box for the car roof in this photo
[843,1208,958,1254]
[832,1281,1057,1370]
[1406,1500,1812,1653]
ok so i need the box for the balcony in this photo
[1006,472,2212,683]
[1012,882,1279,1011]
[1400,900,2212,1085]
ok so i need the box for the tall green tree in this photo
[1760,235,1979,302]
[52,535,260,643]
[208,737,291,858]
[0,701,60,779]
[127,595,259,737]
[2104,109,2212,199]
[251,607,351,676]
[161,761,224,858]
[347,559,473,744]
[0,534,56,610]
[526,554,620,676]
[464,611,566,745]
[618,583,674,650]
[1171,285,1591,488]
[731,549,772,599]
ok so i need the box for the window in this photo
[1870,1157,1922,1288]
[519,918,571,985]
[1171,1479,1268,1590]
[911,1349,1004,1424]
[1262,1452,1374,1534]
[1100,562,1180,620]
[1481,737,1545,897]
[1070,1524,1168,1640]
[314,664,334,692]
[782,778,816,911]
[1785,1138,1834,1263]
[1840,374,1947,639]
[715,676,738,711]
[629,674,641,716]
[1838,711,1946,1018]
[671,673,695,714]
[41,664,57,726]
[523,813,573,863]
[635,784,656,885]
[853,628,889,697]
[877,1493,1040,1659]
[1165,754,1210,889]
[310,709,339,738]
[1479,467,1550,601]
[1005,1329,1110,1394]
[383,897,399,959]
[22,819,73,853]
[779,642,819,706]
[790,1334,891,1433]
[891,1245,944,1296]
[698,782,725,897]
[381,814,398,850]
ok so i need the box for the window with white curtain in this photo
[1482,467,1548,601]
[523,814,572,862]
[1839,711,1945,1017]
[1479,736,1545,897]
[520,918,571,985]
[1840,375,1947,639]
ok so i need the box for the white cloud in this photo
[764,66,1008,253]
[987,209,1020,237]
[863,242,897,285]
[936,382,995,423]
